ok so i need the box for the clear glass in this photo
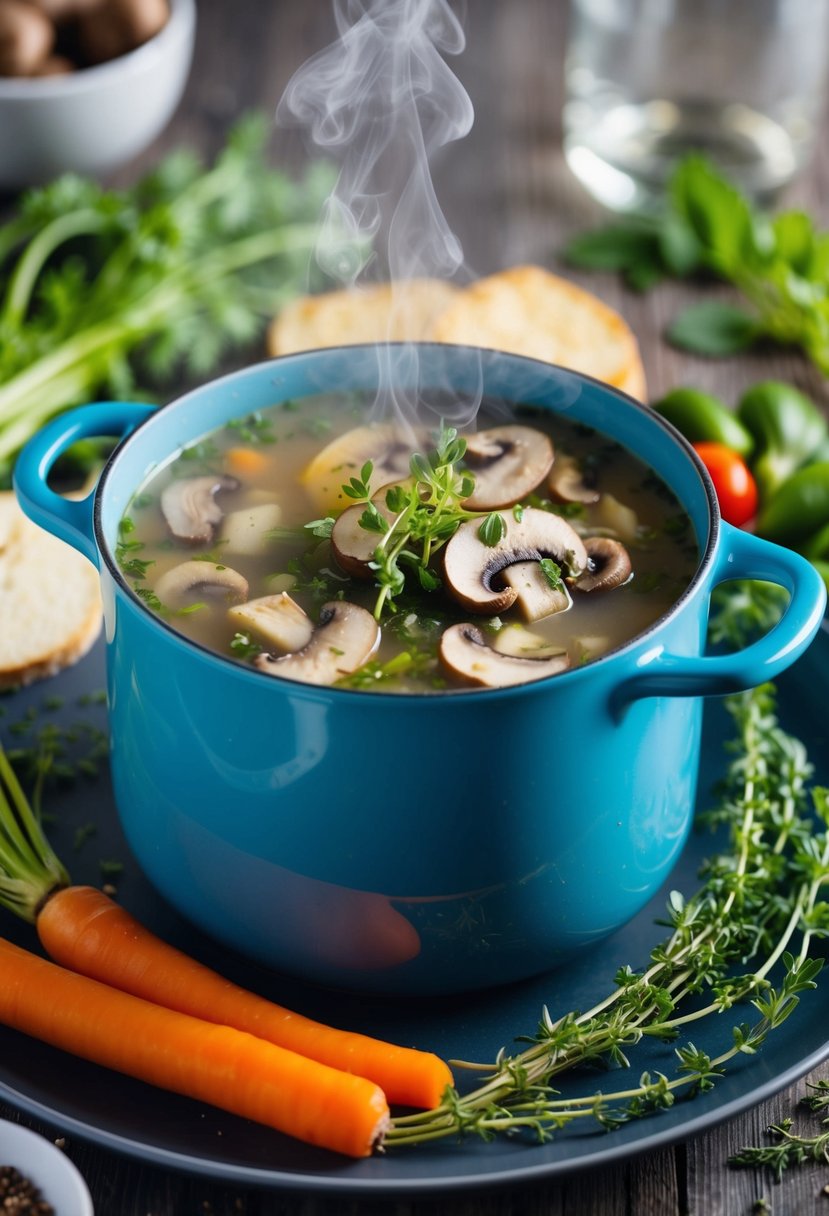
[564,0,829,211]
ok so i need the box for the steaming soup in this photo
[117,393,699,692]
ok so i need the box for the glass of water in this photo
[563,0,829,211]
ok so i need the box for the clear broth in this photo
[117,393,699,693]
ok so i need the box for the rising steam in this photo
[277,0,472,289]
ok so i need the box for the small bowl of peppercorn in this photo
[0,1119,93,1215]
[0,0,196,189]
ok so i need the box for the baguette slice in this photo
[428,265,647,400]
[266,278,461,356]
[0,493,102,690]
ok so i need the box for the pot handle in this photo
[613,522,827,711]
[13,402,155,568]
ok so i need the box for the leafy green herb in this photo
[539,558,564,591]
[329,424,496,620]
[229,632,262,659]
[389,683,829,1149]
[563,154,829,373]
[0,114,337,484]
[225,411,275,445]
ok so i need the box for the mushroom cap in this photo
[153,561,249,609]
[160,475,239,545]
[439,622,571,688]
[300,424,425,513]
[547,456,600,505]
[442,507,588,614]
[330,483,406,579]
[254,601,380,686]
[462,425,554,510]
[574,536,633,593]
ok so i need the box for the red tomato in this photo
[693,442,758,527]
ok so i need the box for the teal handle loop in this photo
[13,402,155,567]
[614,522,827,709]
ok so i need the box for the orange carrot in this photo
[226,446,270,476]
[37,885,452,1110]
[0,935,388,1157]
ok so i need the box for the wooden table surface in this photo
[2,1,829,1212]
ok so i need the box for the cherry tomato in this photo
[693,441,758,527]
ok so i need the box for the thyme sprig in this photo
[312,425,503,620]
[730,1081,829,1181]
[388,686,829,1148]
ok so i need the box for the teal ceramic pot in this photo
[13,346,827,994]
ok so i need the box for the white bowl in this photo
[0,1118,93,1214]
[0,0,196,189]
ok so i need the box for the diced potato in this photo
[595,493,639,543]
[228,592,313,654]
[219,502,282,556]
[492,623,568,660]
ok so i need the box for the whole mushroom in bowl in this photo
[0,0,196,187]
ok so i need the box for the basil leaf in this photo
[668,302,760,356]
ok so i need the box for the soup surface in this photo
[117,393,699,692]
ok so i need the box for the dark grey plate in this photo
[1,624,828,1195]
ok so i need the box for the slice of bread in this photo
[0,493,102,690]
[428,266,646,400]
[267,278,461,356]
[267,266,646,400]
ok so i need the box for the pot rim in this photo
[94,343,719,700]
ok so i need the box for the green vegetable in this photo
[755,462,829,544]
[564,154,829,374]
[653,386,753,456]
[737,381,828,498]
[0,114,336,483]
[388,682,828,1148]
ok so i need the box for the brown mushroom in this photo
[500,561,572,621]
[461,425,554,510]
[547,456,600,505]
[0,1,53,76]
[442,508,588,615]
[77,0,169,64]
[574,537,632,592]
[254,601,380,687]
[160,475,239,545]
[439,622,570,688]
[153,561,249,609]
[330,487,402,579]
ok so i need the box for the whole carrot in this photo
[0,745,452,1111]
[38,885,452,1109]
[0,936,388,1157]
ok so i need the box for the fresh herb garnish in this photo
[388,683,829,1149]
[0,114,337,484]
[564,154,829,372]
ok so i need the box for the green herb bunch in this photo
[0,114,336,483]
[565,155,829,372]
[310,424,517,620]
[388,683,829,1149]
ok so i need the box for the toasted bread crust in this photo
[0,493,102,690]
[267,267,646,400]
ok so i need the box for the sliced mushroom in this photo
[462,426,554,510]
[160,475,239,545]
[300,424,425,512]
[330,485,402,579]
[492,624,570,660]
[254,601,380,686]
[228,593,314,653]
[442,508,588,615]
[500,560,572,622]
[154,561,249,609]
[548,456,600,505]
[574,537,632,592]
[439,623,571,688]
